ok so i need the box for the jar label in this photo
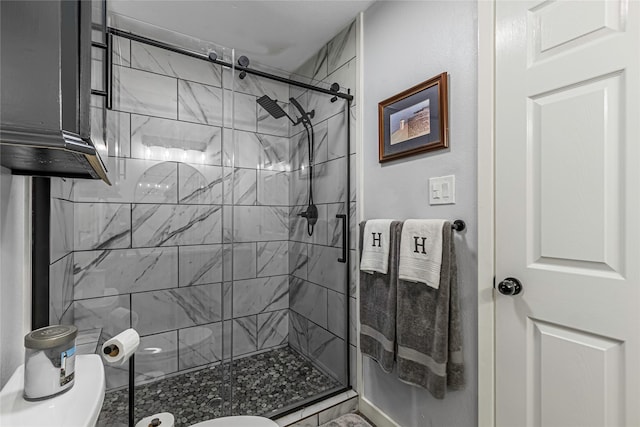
[59,345,76,386]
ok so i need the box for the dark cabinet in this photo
[0,0,109,183]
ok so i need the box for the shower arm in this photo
[283,111,299,127]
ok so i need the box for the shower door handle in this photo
[336,214,347,263]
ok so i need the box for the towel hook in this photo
[452,220,466,232]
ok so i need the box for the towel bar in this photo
[452,220,466,231]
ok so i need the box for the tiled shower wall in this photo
[287,21,358,387]
[47,21,357,393]
[59,33,296,390]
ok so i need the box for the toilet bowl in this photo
[0,355,105,427]
[191,416,278,427]
[136,413,277,427]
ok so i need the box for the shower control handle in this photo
[299,205,318,226]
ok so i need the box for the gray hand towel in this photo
[359,220,403,373]
[396,221,465,399]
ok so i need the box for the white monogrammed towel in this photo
[399,219,446,288]
[360,219,394,274]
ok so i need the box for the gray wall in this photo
[361,2,478,426]
[0,170,31,387]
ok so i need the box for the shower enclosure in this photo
[46,8,354,427]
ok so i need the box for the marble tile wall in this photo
[64,34,296,390]
[287,21,358,387]
[50,22,356,393]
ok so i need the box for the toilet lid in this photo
[190,416,278,427]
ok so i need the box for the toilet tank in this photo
[0,354,105,426]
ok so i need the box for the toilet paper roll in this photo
[101,328,140,366]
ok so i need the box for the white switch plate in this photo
[429,175,456,205]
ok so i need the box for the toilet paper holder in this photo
[103,344,120,357]
[102,346,135,427]
[102,330,138,427]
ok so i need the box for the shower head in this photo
[257,95,285,119]
[289,97,315,121]
[257,95,296,124]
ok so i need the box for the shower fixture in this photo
[256,95,291,122]
[208,51,218,61]
[257,95,317,236]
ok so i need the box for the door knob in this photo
[498,277,522,296]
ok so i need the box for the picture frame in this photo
[378,72,449,163]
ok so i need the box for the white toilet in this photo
[136,413,279,427]
[0,354,106,426]
[0,354,278,427]
[191,416,278,427]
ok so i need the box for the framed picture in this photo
[378,72,449,163]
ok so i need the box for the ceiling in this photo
[108,1,375,72]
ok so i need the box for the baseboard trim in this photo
[358,396,400,427]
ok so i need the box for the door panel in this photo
[496,0,640,425]
[529,319,624,427]
[529,0,624,62]
[530,72,624,273]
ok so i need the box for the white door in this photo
[495,1,640,426]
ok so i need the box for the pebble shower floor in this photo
[97,347,341,426]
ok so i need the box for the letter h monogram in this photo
[413,236,427,254]
[372,232,382,247]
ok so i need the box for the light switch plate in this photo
[429,175,456,205]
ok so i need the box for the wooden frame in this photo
[378,72,449,162]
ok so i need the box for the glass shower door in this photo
[286,87,352,399]
[226,58,351,417]
[77,15,235,426]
